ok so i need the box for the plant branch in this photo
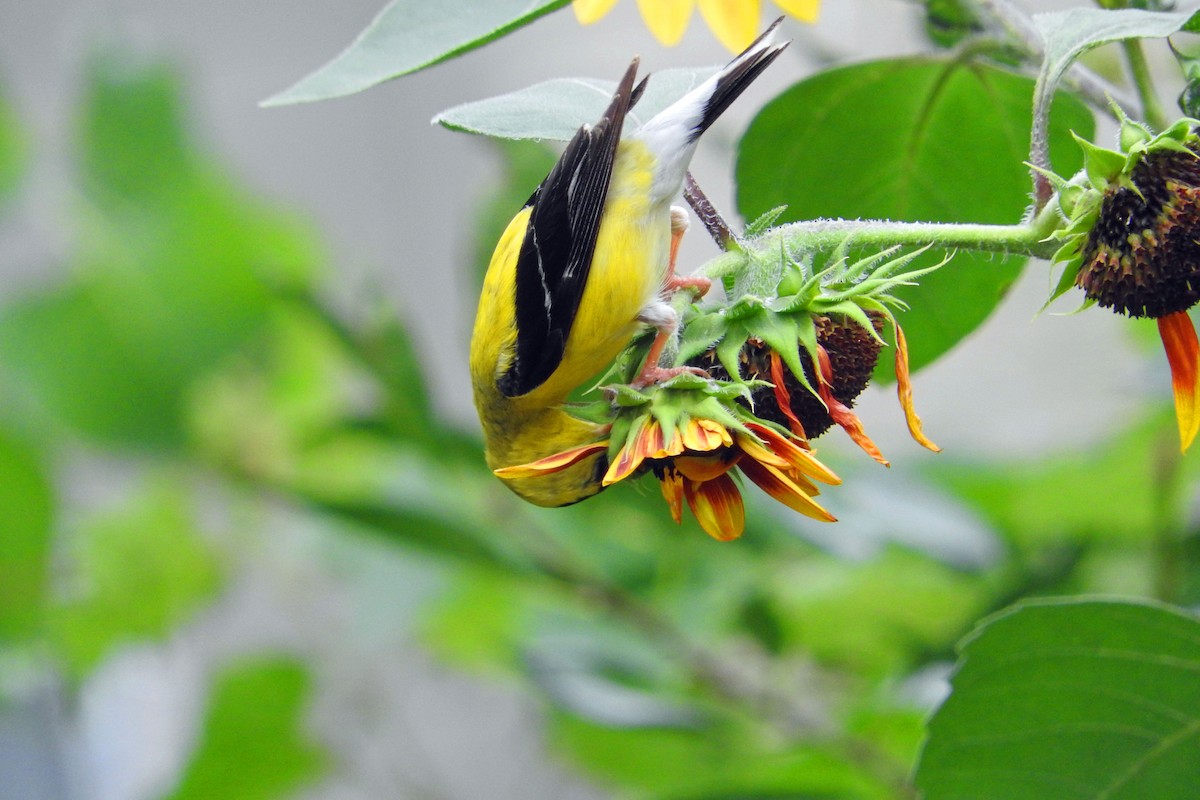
[684,171,734,250]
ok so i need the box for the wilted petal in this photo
[659,467,684,525]
[684,474,746,541]
[893,324,941,453]
[1158,311,1200,453]
[494,440,609,478]
[772,0,820,23]
[636,0,694,44]
[816,348,889,467]
[697,0,761,52]
[769,350,808,437]
[573,0,620,24]
[734,430,792,470]
[675,453,738,482]
[739,457,836,523]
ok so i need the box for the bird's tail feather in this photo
[693,17,789,141]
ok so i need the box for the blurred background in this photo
[1,1,1192,798]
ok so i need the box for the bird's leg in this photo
[630,208,712,389]
[662,206,711,297]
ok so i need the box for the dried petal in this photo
[659,466,684,525]
[893,323,941,453]
[816,348,889,466]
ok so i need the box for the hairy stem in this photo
[707,206,1063,278]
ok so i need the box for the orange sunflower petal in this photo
[603,420,657,485]
[659,467,684,525]
[893,323,941,453]
[697,0,761,52]
[772,0,819,23]
[636,0,694,45]
[1158,311,1200,453]
[494,440,609,478]
[769,350,808,437]
[684,473,746,541]
[675,453,739,482]
[573,0,621,24]
[743,422,841,485]
[815,347,889,467]
[739,457,836,522]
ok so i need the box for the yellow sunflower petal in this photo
[739,457,836,522]
[681,417,732,452]
[573,0,621,24]
[659,468,685,525]
[684,474,746,541]
[1158,311,1200,453]
[893,323,941,453]
[494,440,609,478]
[772,0,819,23]
[635,0,694,45]
[697,0,761,52]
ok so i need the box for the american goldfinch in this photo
[471,20,788,507]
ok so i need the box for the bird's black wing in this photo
[497,61,646,398]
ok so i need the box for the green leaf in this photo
[48,483,221,681]
[0,431,52,642]
[434,67,719,141]
[0,53,321,448]
[168,658,326,800]
[916,598,1200,800]
[736,58,1093,375]
[1034,7,1200,95]
[263,0,571,106]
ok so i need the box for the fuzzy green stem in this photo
[707,206,1063,278]
[1122,38,1169,131]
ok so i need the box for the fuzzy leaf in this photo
[434,67,719,141]
[264,0,571,106]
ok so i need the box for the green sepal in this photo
[676,310,728,364]
[715,322,751,381]
[1074,133,1126,189]
[609,383,652,408]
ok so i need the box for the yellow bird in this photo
[471,21,788,507]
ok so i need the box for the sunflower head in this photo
[1047,115,1200,317]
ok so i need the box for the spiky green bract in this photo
[1045,114,1200,311]
[678,242,942,407]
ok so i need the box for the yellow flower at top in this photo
[573,0,820,52]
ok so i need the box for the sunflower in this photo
[572,0,820,52]
[495,377,839,541]
[1047,115,1200,452]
